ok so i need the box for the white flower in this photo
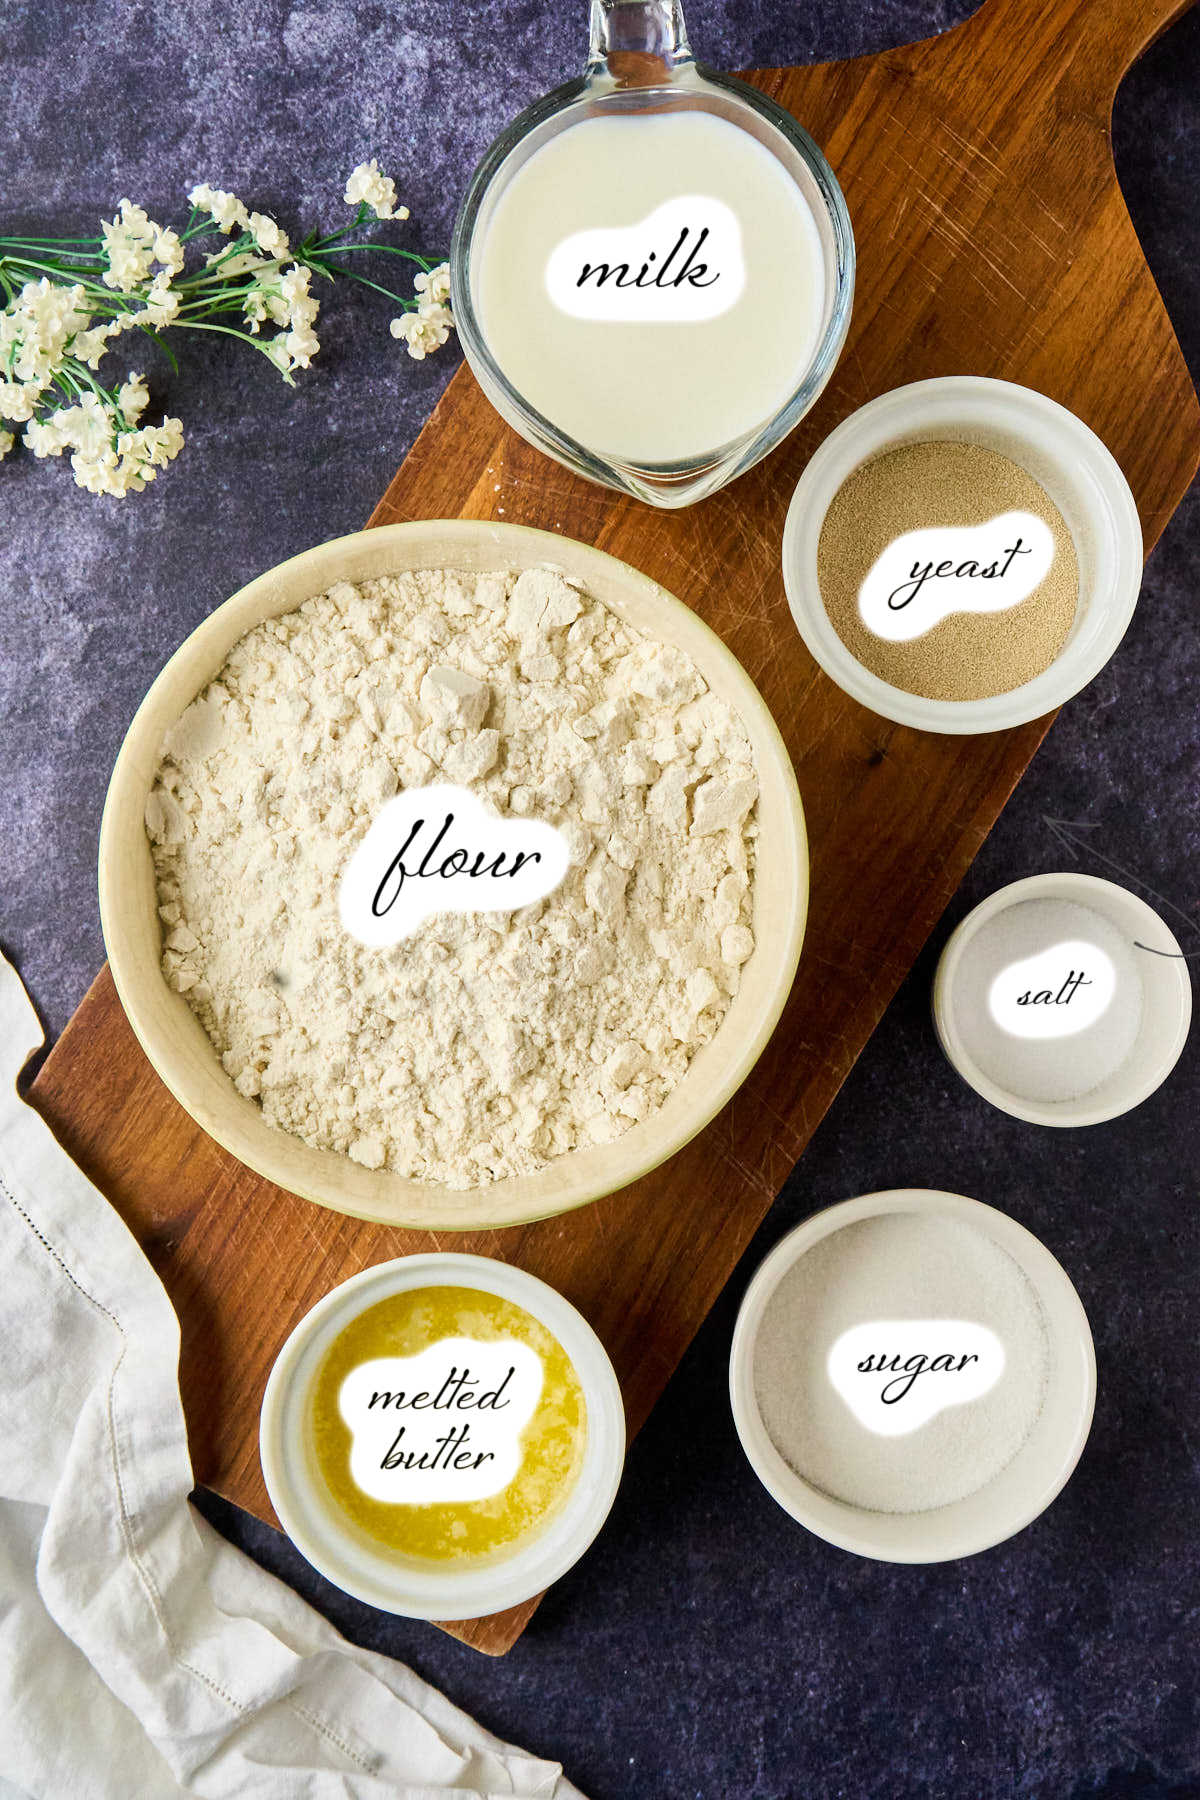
[344,159,408,222]
[126,415,184,472]
[279,264,312,306]
[191,185,290,259]
[280,265,319,329]
[71,449,121,494]
[59,393,112,457]
[101,201,183,295]
[0,380,42,423]
[39,392,186,496]
[153,225,185,276]
[417,298,453,337]
[285,323,319,368]
[24,414,71,457]
[248,211,290,259]
[70,320,121,368]
[101,200,157,292]
[243,262,320,357]
[389,308,451,361]
[188,183,251,235]
[242,289,268,333]
[26,395,109,474]
[207,248,275,278]
[143,278,181,326]
[118,372,149,424]
[388,260,455,360]
[1,278,91,391]
[262,337,296,376]
[414,262,450,309]
[3,169,443,498]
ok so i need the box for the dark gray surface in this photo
[3,3,1198,1797]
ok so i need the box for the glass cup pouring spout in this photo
[450,0,855,510]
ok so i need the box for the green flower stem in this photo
[0,254,111,293]
[312,261,416,306]
[0,235,103,249]
[310,242,436,267]
[178,318,298,382]
[0,249,107,271]
[131,321,180,372]
[305,206,370,251]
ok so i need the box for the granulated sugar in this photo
[753,1213,1049,1514]
[950,897,1144,1104]
[146,565,759,1188]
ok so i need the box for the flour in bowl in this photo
[145,566,759,1188]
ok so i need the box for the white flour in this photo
[146,566,759,1188]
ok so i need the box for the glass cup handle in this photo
[585,0,695,87]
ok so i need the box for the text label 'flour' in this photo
[339,784,570,946]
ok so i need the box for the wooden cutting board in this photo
[29,0,1199,1655]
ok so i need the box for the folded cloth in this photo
[0,957,586,1800]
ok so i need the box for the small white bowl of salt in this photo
[932,872,1191,1126]
[729,1190,1095,1562]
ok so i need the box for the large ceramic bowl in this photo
[729,1190,1096,1562]
[100,520,808,1231]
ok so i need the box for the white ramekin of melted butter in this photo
[260,1254,625,1618]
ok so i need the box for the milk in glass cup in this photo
[451,0,854,509]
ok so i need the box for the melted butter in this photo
[309,1285,587,1564]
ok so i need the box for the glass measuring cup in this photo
[450,0,855,510]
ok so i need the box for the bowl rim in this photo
[259,1251,626,1617]
[99,518,808,1231]
[728,1188,1097,1563]
[781,375,1144,734]
[931,871,1193,1125]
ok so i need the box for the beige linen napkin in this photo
[0,956,586,1800]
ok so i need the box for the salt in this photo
[950,898,1144,1103]
[753,1214,1049,1514]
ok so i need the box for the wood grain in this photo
[30,0,1200,1654]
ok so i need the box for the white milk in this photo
[474,111,827,465]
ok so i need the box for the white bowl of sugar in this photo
[932,872,1192,1126]
[729,1190,1095,1562]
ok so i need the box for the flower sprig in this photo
[0,161,453,497]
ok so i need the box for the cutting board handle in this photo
[957,0,1196,98]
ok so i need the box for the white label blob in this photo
[339,784,569,946]
[857,511,1056,642]
[338,1337,544,1505]
[987,938,1117,1039]
[544,196,745,324]
[827,1320,1005,1436]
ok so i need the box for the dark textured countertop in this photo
[2,4,1197,1797]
